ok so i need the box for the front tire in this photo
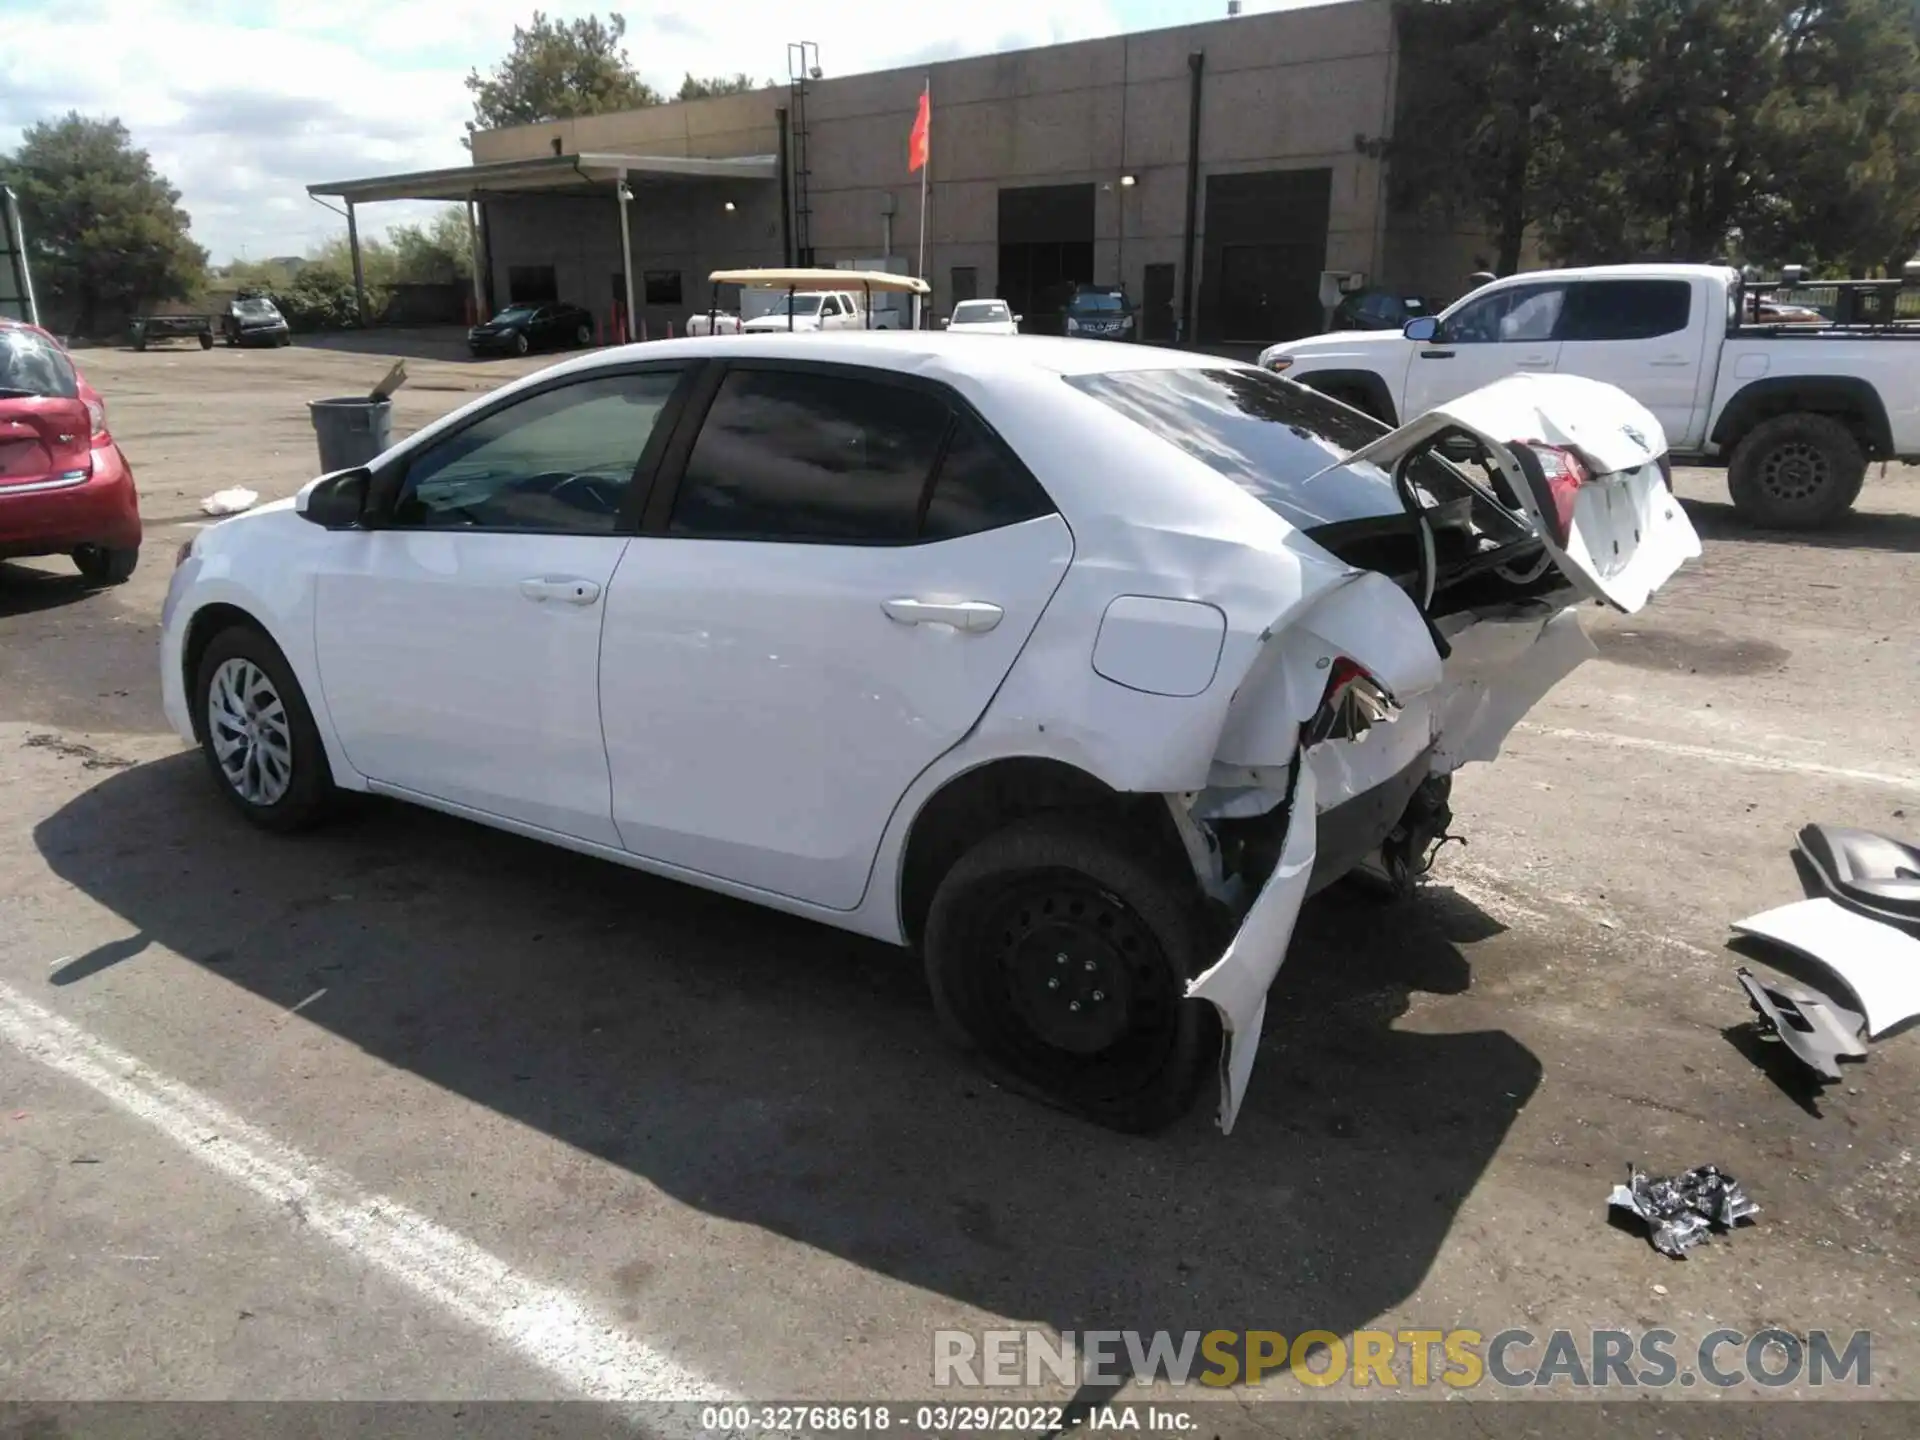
[1728,412,1866,529]
[576,323,592,347]
[923,815,1216,1133]
[198,332,214,350]
[514,331,530,356]
[193,625,335,832]
[72,544,138,585]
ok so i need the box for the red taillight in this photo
[1524,443,1589,546]
[1304,656,1398,746]
[86,397,107,438]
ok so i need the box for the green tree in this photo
[675,73,770,101]
[1388,0,1616,274]
[466,10,661,136]
[1744,0,1920,271]
[1,113,207,335]
[388,208,474,283]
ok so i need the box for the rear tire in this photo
[71,545,138,585]
[193,624,336,833]
[1728,412,1866,529]
[923,815,1215,1133]
[198,332,214,350]
[576,323,592,347]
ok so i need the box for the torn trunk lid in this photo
[1333,372,1701,614]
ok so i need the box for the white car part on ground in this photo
[1733,898,1920,1038]
[200,487,259,516]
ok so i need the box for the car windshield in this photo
[1065,365,1520,533]
[493,307,537,323]
[235,299,278,318]
[954,302,1010,323]
[0,326,79,400]
[1070,291,1127,313]
[773,294,826,317]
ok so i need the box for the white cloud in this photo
[3,0,1336,261]
[1,0,1143,262]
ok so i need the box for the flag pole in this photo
[916,75,929,324]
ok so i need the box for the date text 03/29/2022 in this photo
[699,1406,1195,1433]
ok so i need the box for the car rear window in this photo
[1065,366,1418,528]
[0,326,79,400]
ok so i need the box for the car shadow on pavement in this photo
[35,755,1541,1373]
[0,562,97,617]
[1681,497,1920,555]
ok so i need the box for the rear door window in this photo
[669,367,952,543]
[1560,280,1693,340]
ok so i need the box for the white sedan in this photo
[943,299,1021,335]
[161,333,1699,1134]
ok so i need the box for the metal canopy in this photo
[307,152,778,205]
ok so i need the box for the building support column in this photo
[466,198,486,323]
[616,173,636,344]
[345,200,368,328]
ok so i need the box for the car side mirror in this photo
[1014,314,1023,323]
[1403,316,1440,343]
[299,467,370,529]
[939,317,950,327]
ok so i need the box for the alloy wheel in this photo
[207,657,294,806]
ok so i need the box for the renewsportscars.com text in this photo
[933,1327,1872,1390]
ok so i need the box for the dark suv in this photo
[1040,283,1137,341]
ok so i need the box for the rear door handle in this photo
[882,598,1004,633]
[1516,355,1555,369]
[520,576,602,606]
[1649,356,1690,367]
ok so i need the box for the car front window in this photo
[1073,292,1127,313]
[1442,283,1565,344]
[392,370,681,532]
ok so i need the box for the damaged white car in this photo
[160,333,1699,1133]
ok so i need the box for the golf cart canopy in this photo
[709,268,931,295]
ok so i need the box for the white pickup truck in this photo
[1260,263,1920,527]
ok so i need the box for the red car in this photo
[0,319,141,583]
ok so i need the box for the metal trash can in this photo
[308,397,393,473]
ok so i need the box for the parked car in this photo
[161,332,1697,1134]
[468,301,596,356]
[222,296,291,347]
[943,299,1021,335]
[1330,287,1432,332]
[1043,283,1136,340]
[1259,263,1920,527]
[739,290,867,333]
[0,319,141,583]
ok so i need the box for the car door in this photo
[311,364,689,845]
[1402,280,1567,417]
[598,361,1073,910]
[1552,278,1709,446]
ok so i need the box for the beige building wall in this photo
[467,0,1417,342]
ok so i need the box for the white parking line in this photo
[0,980,731,1410]
[1516,724,1920,793]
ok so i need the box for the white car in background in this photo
[944,300,1021,335]
[739,290,866,333]
[161,333,1698,1134]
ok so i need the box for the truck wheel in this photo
[923,814,1215,1134]
[198,332,214,350]
[1728,413,1866,529]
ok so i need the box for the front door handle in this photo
[1649,356,1690,368]
[1515,354,1555,369]
[520,576,602,606]
[1419,349,1455,359]
[882,598,1004,633]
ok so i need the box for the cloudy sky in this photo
[0,0,1320,263]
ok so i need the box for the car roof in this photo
[1482,263,1738,285]
[558,330,1229,379]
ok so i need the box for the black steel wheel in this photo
[1728,412,1866,529]
[924,815,1214,1133]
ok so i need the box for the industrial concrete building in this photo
[311,0,1487,348]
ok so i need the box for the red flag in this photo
[908,87,930,173]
